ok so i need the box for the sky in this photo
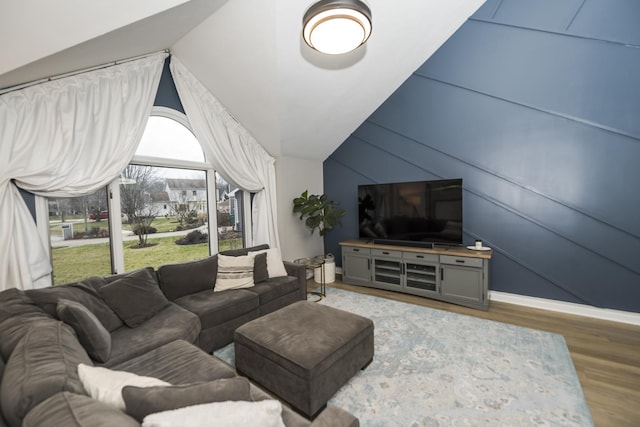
[136,116,231,186]
[136,116,204,164]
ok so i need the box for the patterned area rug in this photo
[215,287,593,426]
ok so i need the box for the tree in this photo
[71,188,108,232]
[120,165,161,248]
[171,190,197,227]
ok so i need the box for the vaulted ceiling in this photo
[0,0,485,161]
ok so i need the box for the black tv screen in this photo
[358,179,463,247]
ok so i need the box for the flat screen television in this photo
[358,178,463,248]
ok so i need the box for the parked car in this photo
[88,210,109,220]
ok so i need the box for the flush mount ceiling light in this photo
[303,0,372,55]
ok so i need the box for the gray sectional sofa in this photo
[0,245,358,427]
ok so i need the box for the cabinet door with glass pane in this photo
[371,249,403,291]
[402,252,439,297]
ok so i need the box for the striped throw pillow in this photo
[214,254,255,292]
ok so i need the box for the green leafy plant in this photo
[293,191,346,236]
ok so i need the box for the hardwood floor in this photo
[313,279,640,427]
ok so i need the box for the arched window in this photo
[48,107,245,284]
[135,114,205,162]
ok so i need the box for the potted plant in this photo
[292,190,346,236]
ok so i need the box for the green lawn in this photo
[52,236,242,285]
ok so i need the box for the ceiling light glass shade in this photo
[303,0,372,55]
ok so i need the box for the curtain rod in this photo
[0,49,170,96]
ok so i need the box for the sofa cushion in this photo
[0,289,54,361]
[78,363,170,410]
[0,288,47,323]
[0,317,55,364]
[104,304,200,367]
[252,248,288,278]
[253,252,269,283]
[111,340,236,384]
[56,299,112,363]
[157,255,218,301]
[25,278,123,331]
[0,321,91,427]
[246,276,301,306]
[22,392,139,427]
[215,254,255,292]
[97,268,169,328]
[174,289,258,330]
[221,250,268,284]
[220,244,288,279]
[123,377,251,422]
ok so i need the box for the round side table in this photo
[293,256,326,302]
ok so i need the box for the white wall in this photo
[0,0,190,75]
[276,156,323,262]
[172,0,281,158]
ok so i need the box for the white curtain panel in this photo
[0,53,167,291]
[169,57,281,249]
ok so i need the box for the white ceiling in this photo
[0,0,485,161]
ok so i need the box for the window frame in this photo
[122,107,220,262]
[40,106,246,281]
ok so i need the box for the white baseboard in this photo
[490,291,640,326]
[336,267,640,325]
[336,267,640,326]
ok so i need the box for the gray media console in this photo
[340,240,491,311]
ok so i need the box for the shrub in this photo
[186,210,199,225]
[132,225,157,235]
[175,230,209,245]
[217,211,231,227]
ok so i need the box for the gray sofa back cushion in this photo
[157,255,218,301]
[97,268,169,328]
[0,289,54,361]
[0,289,44,323]
[25,278,123,332]
[0,321,91,427]
[22,392,139,427]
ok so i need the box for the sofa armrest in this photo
[310,405,359,427]
[284,261,307,301]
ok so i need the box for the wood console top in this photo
[339,239,492,260]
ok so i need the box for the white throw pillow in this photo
[142,400,285,427]
[252,248,288,278]
[215,254,255,292]
[77,363,170,410]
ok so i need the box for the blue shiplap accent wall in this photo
[154,57,184,113]
[324,0,640,312]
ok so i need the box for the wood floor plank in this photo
[312,279,640,427]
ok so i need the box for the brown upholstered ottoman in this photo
[234,300,374,418]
